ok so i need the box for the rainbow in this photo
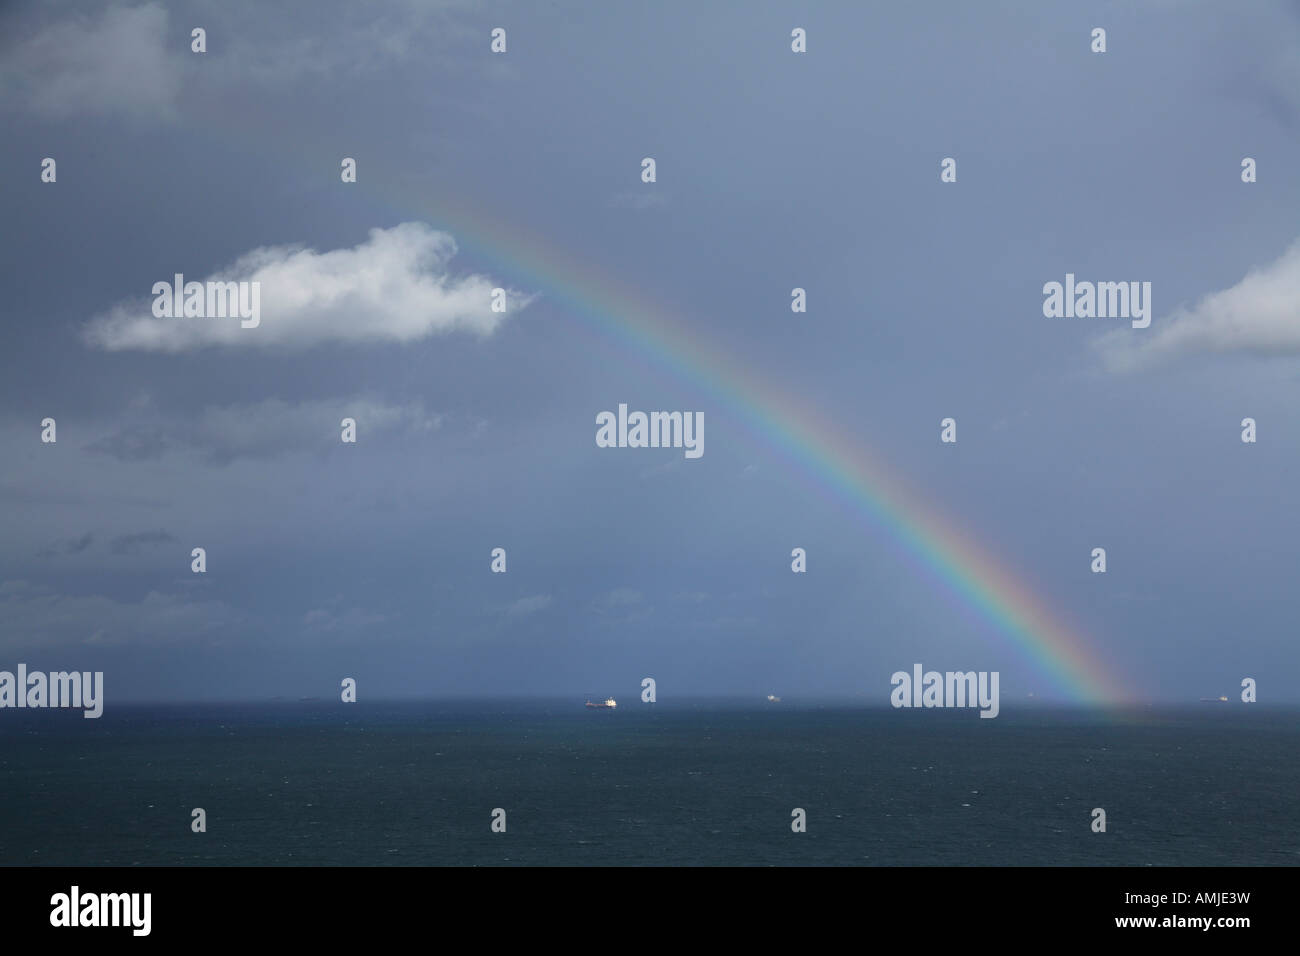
[178,112,1135,706]
[395,193,1136,707]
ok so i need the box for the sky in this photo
[1,0,1299,704]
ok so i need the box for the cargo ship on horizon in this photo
[585,696,617,709]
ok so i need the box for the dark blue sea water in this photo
[1,701,1296,866]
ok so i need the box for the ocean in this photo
[2,701,1296,866]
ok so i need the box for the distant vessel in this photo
[1199,696,1229,702]
[585,696,617,709]
[766,695,781,703]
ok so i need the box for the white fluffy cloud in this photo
[1095,240,1300,371]
[83,223,534,352]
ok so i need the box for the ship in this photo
[585,696,617,709]
[1198,696,1229,702]
[766,695,781,703]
